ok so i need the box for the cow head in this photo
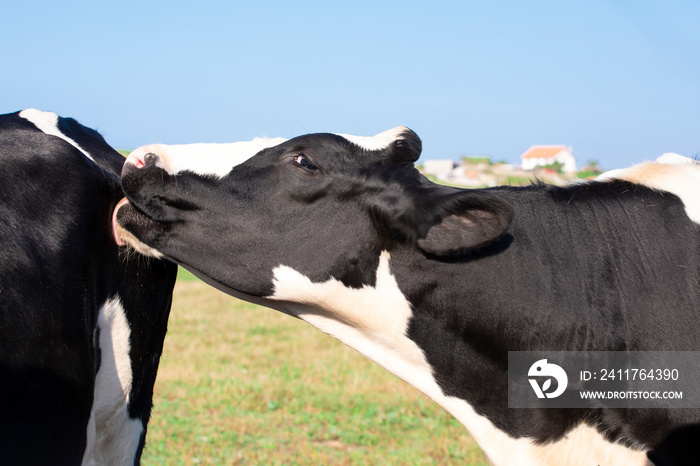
[115,127,512,299]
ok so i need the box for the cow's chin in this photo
[113,198,166,258]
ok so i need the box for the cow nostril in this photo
[144,153,158,166]
[123,146,169,177]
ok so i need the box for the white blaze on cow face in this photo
[335,126,411,151]
[597,157,700,224]
[125,138,288,178]
[266,252,648,465]
[19,109,96,162]
[85,297,143,465]
[124,126,410,179]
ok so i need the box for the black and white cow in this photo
[114,127,700,465]
[0,110,177,465]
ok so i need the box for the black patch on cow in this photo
[56,115,124,177]
[119,125,700,454]
[0,111,176,464]
[648,423,700,465]
[400,181,700,446]
[371,185,514,256]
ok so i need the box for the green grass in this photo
[141,279,488,465]
[176,267,199,282]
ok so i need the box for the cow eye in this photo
[293,154,318,171]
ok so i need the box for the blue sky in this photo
[2,0,698,169]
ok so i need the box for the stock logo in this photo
[528,359,568,399]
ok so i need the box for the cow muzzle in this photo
[122,144,171,176]
[110,197,165,258]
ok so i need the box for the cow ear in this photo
[376,187,513,256]
[390,128,422,163]
[416,190,513,255]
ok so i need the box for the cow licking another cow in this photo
[0,110,177,465]
[114,127,700,465]
[3,108,699,465]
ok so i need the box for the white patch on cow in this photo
[19,108,96,162]
[597,159,700,224]
[125,127,409,178]
[81,408,97,466]
[128,138,287,178]
[527,424,650,466]
[267,252,649,465]
[83,297,143,465]
[336,126,409,151]
[656,153,695,165]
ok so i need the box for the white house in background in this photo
[423,159,456,180]
[521,145,577,173]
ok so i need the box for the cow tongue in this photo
[112,197,129,246]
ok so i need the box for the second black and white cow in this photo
[114,127,700,465]
[0,110,177,465]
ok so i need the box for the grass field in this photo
[140,269,488,465]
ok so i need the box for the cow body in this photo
[115,128,699,465]
[0,110,177,465]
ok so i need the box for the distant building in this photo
[423,159,456,180]
[521,145,577,173]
